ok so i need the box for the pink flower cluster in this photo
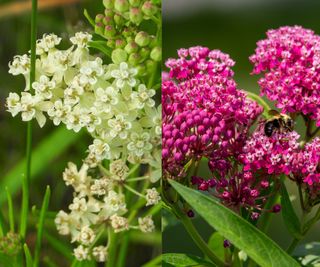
[162,46,262,178]
[250,26,320,126]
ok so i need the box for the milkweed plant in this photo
[3,0,161,266]
[162,26,320,267]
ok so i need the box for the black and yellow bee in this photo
[264,110,294,137]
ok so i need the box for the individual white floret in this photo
[108,114,132,139]
[138,216,155,233]
[130,84,155,109]
[110,214,129,233]
[8,54,30,76]
[127,132,153,157]
[92,246,108,262]
[145,188,161,206]
[76,225,96,245]
[110,62,137,89]
[70,32,92,48]
[74,245,90,261]
[36,33,62,55]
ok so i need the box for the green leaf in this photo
[169,180,300,267]
[142,255,162,267]
[280,182,302,239]
[0,127,83,205]
[5,187,15,232]
[83,9,95,27]
[34,186,51,267]
[246,91,271,117]
[162,253,216,267]
[207,232,225,262]
[0,253,14,267]
[89,41,112,58]
[24,244,34,267]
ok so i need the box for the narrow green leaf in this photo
[84,9,95,27]
[0,127,83,204]
[280,182,302,239]
[34,186,51,267]
[43,231,73,261]
[162,253,216,267]
[141,255,162,267]
[246,91,271,117]
[5,188,14,232]
[89,41,112,57]
[24,244,34,267]
[169,180,300,267]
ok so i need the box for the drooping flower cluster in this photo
[94,0,161,68]
[250,26,320,126]
[162,46,263,179]
[6,32,161,262]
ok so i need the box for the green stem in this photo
[106,228,117,267]
[286,238,300,254]
[116,233,130,267]
[170,203,225,267]
[21,0,37,240]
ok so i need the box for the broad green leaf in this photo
[162,253,216,267]
[34,186,51,267]
[89,41,112,58]
[169,180,300,267]
[0,127,83,204]
[280,182,302,239]
[207,232,225,262]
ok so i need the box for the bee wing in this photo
[268,110,280,116]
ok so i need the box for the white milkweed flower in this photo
[77,225,96,245]
[6,92,21,117]
[70,31,92,48]
[47,100,71,126]
[110,214,129,233]
[127,132,153,157]
[145,188,161,206]
[74,245,90,261]
[108,114,132,139]
[101,191,127,219]
[109,159,129,181]
[8,54,30,76]
[36,33,62,55]
[110,62,138,89]
[131,84,156,109]
[138,216,155,233]
[94,86,119,113]
[32,75,56,99]
[92,246,108,262]
[88,139,111,162]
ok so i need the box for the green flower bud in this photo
[0,232,21,256]
[129,7,143,25]
[149,35,158,48]
[112,48,128,64]
[104,25,116,38]
[135,31,150,47]
[103,0,114,9]
[95,22,105,36]
[102,16,114,26]
[136,64,146,76]
[126,36,135,43]
[150,46,161,62]
[114,13,125,26]
[140,47,150,60]
[146,59,157,72]
[114,0,129,13]
[107,39,116,48]
[123,27,136,38]
[129,0,140,7]
[142,1,158,16]
[104,8,114,17]
[95,14,104,23]
[125,41,139,54]
[128,52,141,65]
[115,38,126,48]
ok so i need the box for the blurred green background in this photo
[0,1,158,266]
[163,0,320,258]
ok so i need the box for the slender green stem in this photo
[116,234,130,267]
[6,187,15,232]
[286,238,300,254]
[21,0,37,240]
[106,228,117,267]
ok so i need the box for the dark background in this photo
[163,0,320,257]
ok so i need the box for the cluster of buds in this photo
[0,232,21,256]
[6,32,161,262]
[94,0,161,72]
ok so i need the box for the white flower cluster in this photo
[6,32,161,262]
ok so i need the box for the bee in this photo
[264,110,294,137]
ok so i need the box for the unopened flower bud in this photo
[140,47,150,60]
[128,53,141,65]
[129,7,143,25]
[107,39,115,48]
[150,46,161,62]
[104,8,114,17]
[123,27,134,38]
[187,210,195,218]
[142,1,158,16]
[272,204,281,213]
[135,31,150,47]
[115,39,126,48]
[95,14,104,23]
[136,64,146,76]
[111,48,128,64]
[149,35,157,48]
[129,0,140,7]
[103,0,114,9]
[102,16,114,26]
[114,0,129,13]
[104,25,116,38]
[114,13,125,26]
[125,41,139,54]
[95,22,104,36]
[223,239,231,248]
